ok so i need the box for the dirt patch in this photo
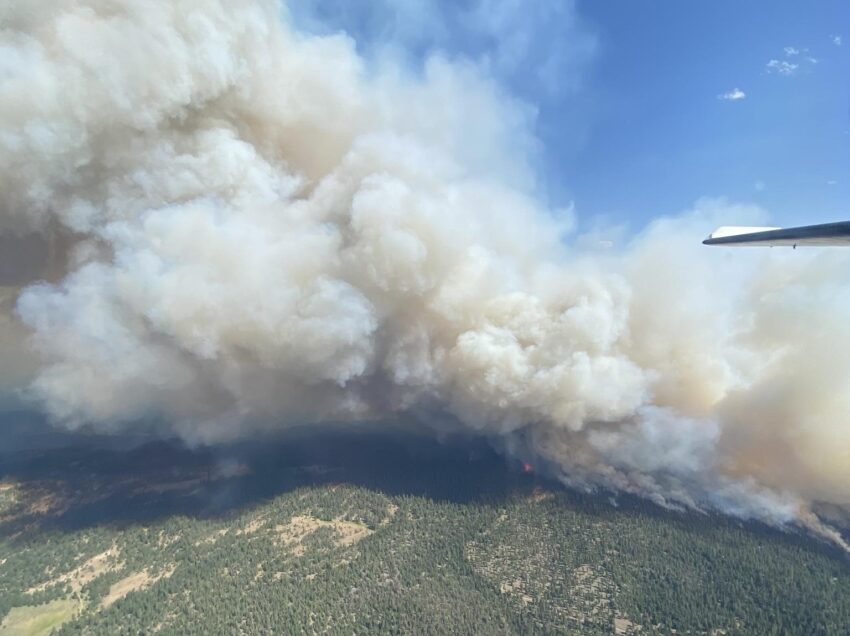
[333,520,373,547]
[274,515,373,554]
[194,528,228,546]
[237,516,267,535]
[27,546,121,594]
[101,565,175,609]
[156,531,181,548]
[27,492,69,517]
[381,503,399,526]
[615,616,641,634]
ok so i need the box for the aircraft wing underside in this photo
[703,221,850,247]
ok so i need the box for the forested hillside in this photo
[1,426,848,635]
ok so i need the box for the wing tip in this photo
[703,226,781,246]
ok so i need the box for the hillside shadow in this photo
[1,414,847,565]
[0,420,528,535]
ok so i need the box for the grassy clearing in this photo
[274,514,373,554]
[101,565,176,609]
[0,598,79,636]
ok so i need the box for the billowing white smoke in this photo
[2,0,849,543]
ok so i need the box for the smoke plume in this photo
[1,0,848,544]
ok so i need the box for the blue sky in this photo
[291,0,849,233]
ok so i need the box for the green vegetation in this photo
[0,598,80,636]
[0,428,847,635]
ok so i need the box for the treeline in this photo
[0,449,848,635]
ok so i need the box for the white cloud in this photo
[766,59,799,76]
[767,46,819,76]
[717,88,746,101]
[833,35,843,46]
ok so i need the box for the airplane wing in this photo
[703,221,850,247]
